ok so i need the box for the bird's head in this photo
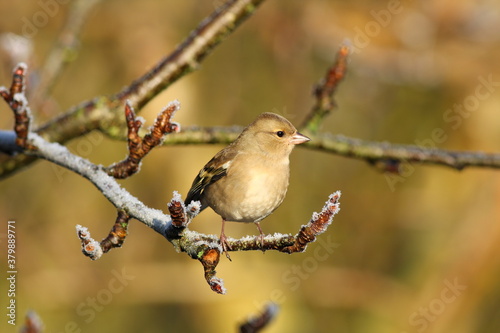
[238,112,310,156]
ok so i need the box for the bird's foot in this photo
[257,233,265,250]
[255,222,266,252]
[219,233,232,261]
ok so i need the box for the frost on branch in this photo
[0,63,35,150]
[168,190,189,228]
[76,211,130,260]
[0,63,342,295]
[280,190,341,253]
[21,310,44,333]
[164,191,341,294]
[76,224,103,260]
[167,191,201,229]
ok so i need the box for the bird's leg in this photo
[255,222,265,250]
[220,219,232,261]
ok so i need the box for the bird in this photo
[185,112,310,259]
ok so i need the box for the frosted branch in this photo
[1,63,342,294]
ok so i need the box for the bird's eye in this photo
[276,131,285,137]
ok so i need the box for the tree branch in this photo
[239,302,279,333]
[1,64,341,294]
[0,63,35,150]
[125,126,499,171]
[30,0,102,110]
[304,133,500,170]
[94,40,500,172]
[3,1,495,181]
[105,100,181,178]
[301,44,349,135]
[0,0,268,179]
[117,0,267,109]
[20,310,44,333]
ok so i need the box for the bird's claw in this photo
[220,233,232,261]
[258,233,265,251]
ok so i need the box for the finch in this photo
[185,112,310,258]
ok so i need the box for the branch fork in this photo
[105,100,181,179]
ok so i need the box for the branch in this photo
[0,130,23,155]
[117,0,268,109]
[304,133,500,171]
[0,0,268,178]
[218,191,341,254]
[105,101,181,179]
[300,44,349,135]
[139,127,500,171]
[30,0,102,109]
[76,210,130,260]
[239,302,279,333]
[4,2,496,180]
[162,190,341,294]
[20,310,44,333]
[98,41,500,172]
[1,64,341,295]
[0,63,35,150]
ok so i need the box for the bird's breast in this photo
[204,157,290,223]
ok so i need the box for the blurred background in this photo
[1,0,500,332]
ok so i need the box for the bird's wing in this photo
[184,148,236,206]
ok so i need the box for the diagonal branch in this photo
[0,0,269,179]
[117,0,268,110]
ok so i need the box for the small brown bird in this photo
[185,112,310,257]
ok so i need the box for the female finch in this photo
[185,112,310,257]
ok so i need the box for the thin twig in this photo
[20,310,44,333]
[100,210,130,253]
[31,0,102,110]
[167,191,341,293]
[76,210,130,260]
[300,44,349,135]
[239,303,279,333]
[0,63,35,150]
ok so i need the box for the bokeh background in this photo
[1,0,500,332]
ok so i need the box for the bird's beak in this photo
[290,132,310,145]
